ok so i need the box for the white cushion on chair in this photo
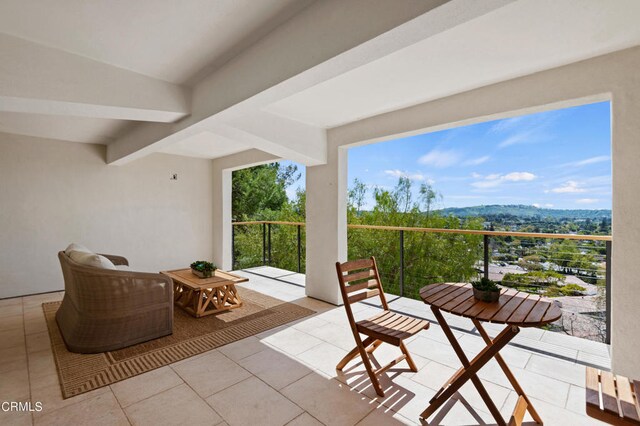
[69,251,116,270]
[64,243,92,256]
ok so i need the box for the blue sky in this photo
[282,101,612,210]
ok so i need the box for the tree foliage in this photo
[232,163,303,271]
[503,270,565,289]
[231,164,603,306]
[232,163,300,221]
[232,169,484,301]
[346,177,483,299]
[518,255,543,271]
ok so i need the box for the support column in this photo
[212,165,232,271]
[611,86,640,378]
[305,140,348,305]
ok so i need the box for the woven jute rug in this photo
[43,288,314,399]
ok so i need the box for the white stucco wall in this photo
[326,46,640,378]
[0,133,214,299]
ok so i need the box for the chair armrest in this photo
[100,253,129,266]
[85,269,173,309]
[118,271,173,306]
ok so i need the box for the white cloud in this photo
[471,172,483,179]
[498,133,531,148]
[503,172,536,182]
[490,116,525,133]
[548,181,586,193]
[576,198,599,204]
[562,156,610,168]
[532,203,540,208]
[462,156,490,166]
[418,149,460,168]
[471,171,537,189]
[544,203,554,208]
[574,156,610,166]
[384,169,433,183]
[491,113,557,149]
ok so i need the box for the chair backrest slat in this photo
[343,269,374,284]
[347,288,380,304]
[344,279,377,294]
[340,258,374,272]
[336,256,388,310]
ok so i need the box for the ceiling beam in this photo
[0,34,189,122]
[221,112,326,166]
[106,0,453,164]
[107,0,514,165]
[210,122,324,167]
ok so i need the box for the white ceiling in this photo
[2,0,640,161]
[0,112,133,144]
[265,0,640,128]
[0,0,313,155]
[159,131,248,158]
[0,0,312,85]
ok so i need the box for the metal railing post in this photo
[268,223,272,265]
[262,223,266,266]
[297,225,302,273]
[231,224,235,270]
[399,230,404,297]
[483,234,490,279]
[605,240,612,345]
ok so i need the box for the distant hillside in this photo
[436,204,611,219]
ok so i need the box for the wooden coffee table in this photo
[161,269,248,317]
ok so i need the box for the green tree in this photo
[348,178,367,215]
[518,255,543,271]
[347,178,483,299]
[232,163,301,269]
[548,239,595,273]
[502,271,566,294]
[232,163,300,221]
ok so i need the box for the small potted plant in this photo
[190,260,217,278]
[471,277,501,302]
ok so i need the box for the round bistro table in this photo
[419,283,562,426]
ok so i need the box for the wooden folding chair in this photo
[335,256,430,397]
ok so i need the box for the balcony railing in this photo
[232,220,612,343]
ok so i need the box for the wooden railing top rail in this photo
[234,220,305,227]
[232,220,612,241]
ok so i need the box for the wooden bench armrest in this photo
[585,367,640,425]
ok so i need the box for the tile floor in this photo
[0,266,611,425]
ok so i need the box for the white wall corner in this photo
[610,85,640,379]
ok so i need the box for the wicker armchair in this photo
[56,251,173,353]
